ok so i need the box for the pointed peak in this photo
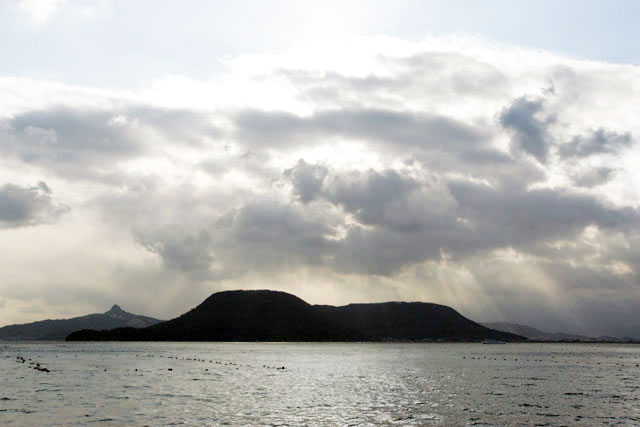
[107,304,124,314]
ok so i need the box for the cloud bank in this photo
[0,36,639,337]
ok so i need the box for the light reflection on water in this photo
[1,342,639,426]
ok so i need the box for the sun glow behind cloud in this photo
[0,24,639,337]
[16,0,67,24]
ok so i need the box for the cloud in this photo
[280,160,640,277]
[1,36,640,337]
[324,168,456,234]
[558,128,633,159]
[234,108,491,155]
[217,200,338,271]
[1,107,220,180]
[278,51,510,110]
[499,96,555,163]
[284,159,328,203]
[571,166,617,188]
[0,181,69,228]
[17,0,66,25]
[448,180,639,251]
[135,226,214,280]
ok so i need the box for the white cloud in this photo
[17,0,67,25]
[1,35,639,336]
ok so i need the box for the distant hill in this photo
[0,305,162,340]
[481,321,592,341]
[316,302,520,341]
[66,290,524,342]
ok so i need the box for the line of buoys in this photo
[16,355,50,372]
[96,352,288,373]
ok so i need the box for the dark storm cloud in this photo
[0,181,68,228]
[499,96,555,163]
[558,128,633,159]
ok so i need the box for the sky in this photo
[1,0,640,337]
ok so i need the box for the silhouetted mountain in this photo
[481,321,592,341]
[0,305,162,340]
[316,302,521,341]
[68,290,361,341]
[66,290,524,342]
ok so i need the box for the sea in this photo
[1,342,638,426]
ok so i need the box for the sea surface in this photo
[1,342,639,426]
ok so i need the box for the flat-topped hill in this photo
[316,302,516,341]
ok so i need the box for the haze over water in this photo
[2,342,639,426]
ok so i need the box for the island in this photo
[66,290,524,342]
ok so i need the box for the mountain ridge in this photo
[66,289,524,342]
[481,321,640,342]
[0,305,163,340]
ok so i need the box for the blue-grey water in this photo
[1,342,639,426]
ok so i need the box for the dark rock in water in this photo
[66,290,523,342]
[0,305,163,340]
